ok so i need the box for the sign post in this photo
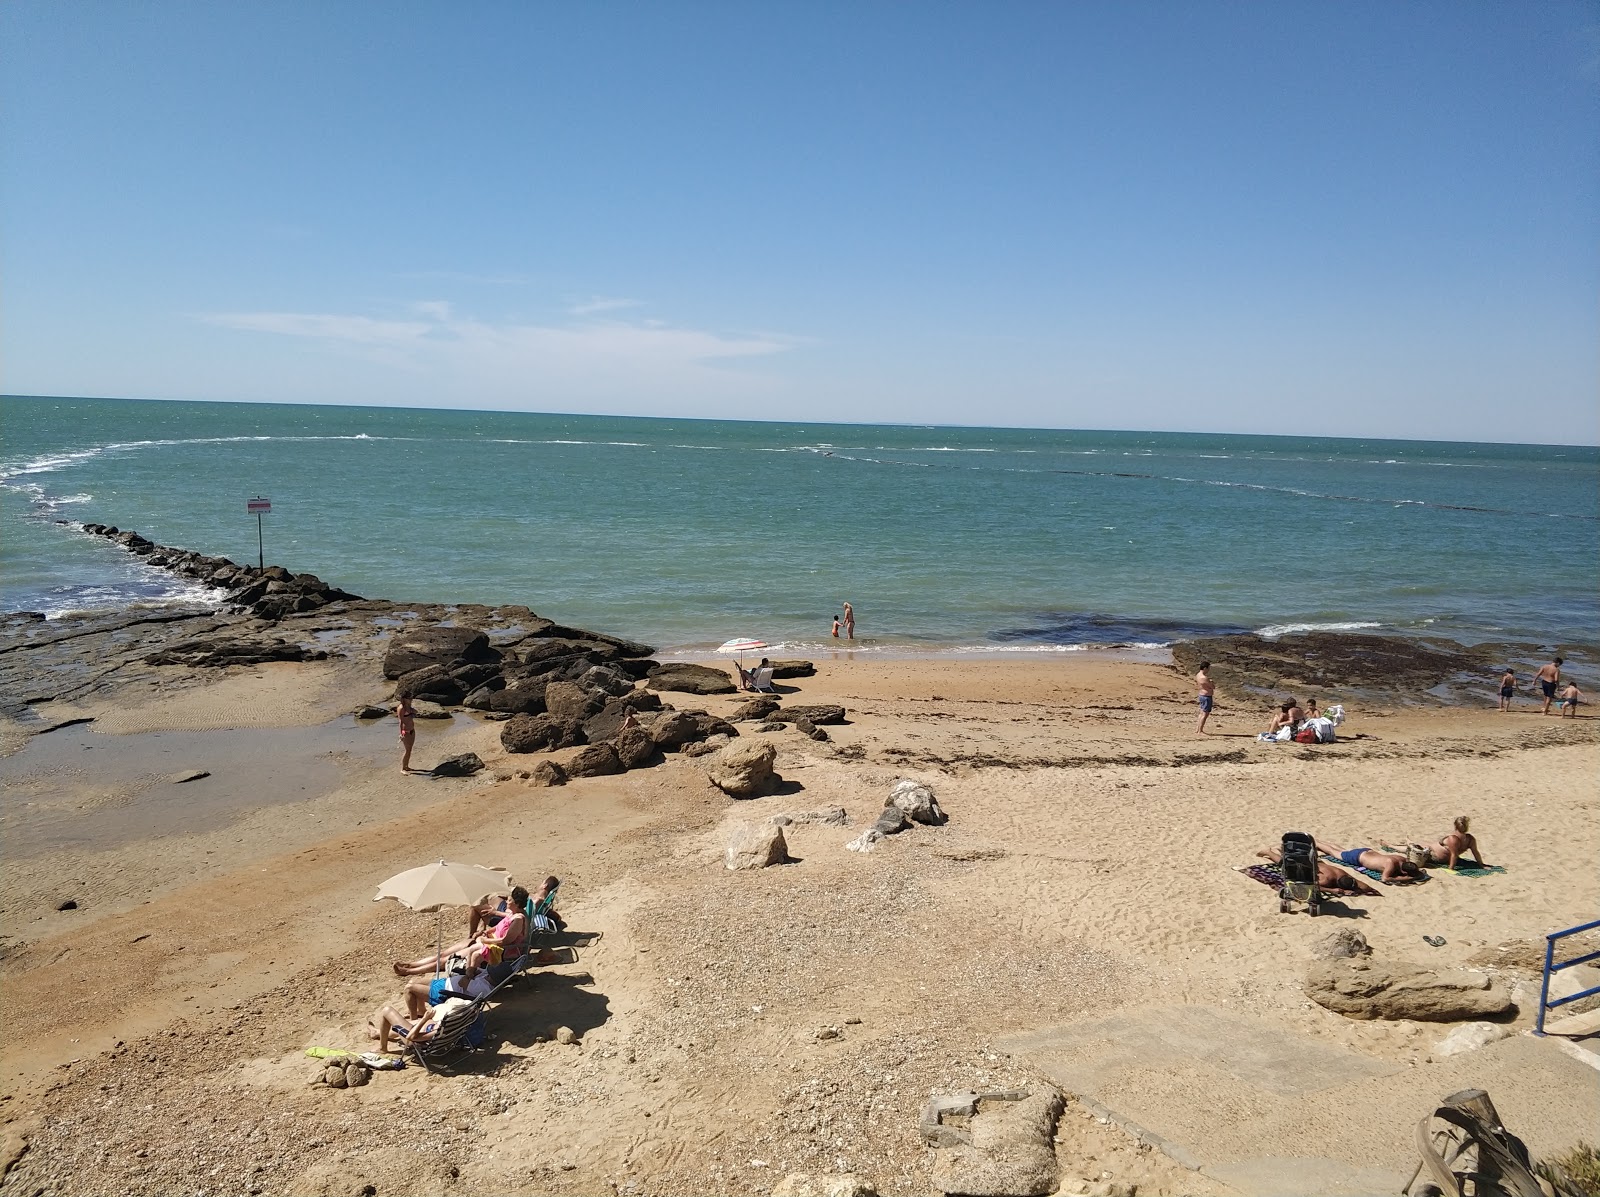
[246,498,271,568]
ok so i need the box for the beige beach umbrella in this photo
[375,859,512,976]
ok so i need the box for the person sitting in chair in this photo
[1256,845,1381,896]
[393,885,529,978]
[368,993,473,1053]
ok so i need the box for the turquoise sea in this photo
[2,396,1596,658]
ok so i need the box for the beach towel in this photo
[1321,852,1429,885]
[1235,862,1286,891]
[1379,845,1505,878]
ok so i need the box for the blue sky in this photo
[2,2,1596,443]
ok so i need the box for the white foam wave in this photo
[1255,621,1382,639]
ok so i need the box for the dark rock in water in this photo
[430,753,485,778]
[566,742,625,778]
[767,703,846,726]
[501,712,586,754]
[1171,632,1498,701]
[769,659,816,678]
[645,662,737,695]
[382,626,499,679]
[144,637,329,667]
[354,705,390,720]
[541,626,656,658]
[731,697,781,722]
[529,760,568,787]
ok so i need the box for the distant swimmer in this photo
[1195,661,1216,734]
[1533,657,1563,715]
[842,602,855,641]
[1498,667,1516,712]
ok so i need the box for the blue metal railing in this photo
[1535,917,1600,1036]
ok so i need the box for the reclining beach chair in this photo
[1278,831,1322,916]
[751,667,776,694]
[405,996,491,1073]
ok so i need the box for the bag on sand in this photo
[1294,726,1318,744]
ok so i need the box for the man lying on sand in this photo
[1319,842,1423,882]
[1256,846,1381,896]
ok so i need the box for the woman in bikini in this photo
[842,602,855,641]
[1423,816,1488,870]
[392,885,529,978]
[396,693,417,773]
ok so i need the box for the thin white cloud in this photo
[201,312,433,344]
[568,295,643,316]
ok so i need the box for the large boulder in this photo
[887,779,947,826]
[650,709,738,752]
[582,692,663,742]
[579,664,636,697]
[707,740,777,798]
[928,1088,1064,1197]
[725,820,788,870]
[528,760,568,787]
[520,637,622,668]
[501,712,587,754]
[731,696,782,722]
[540,626,657,658]
[645,662,738,695]
[565,743,625,778]
[1304,958,1515,1021]
[429,753,485,778]
[768,659,816,679]
[766,704,846,726]
[383,626,499,679]
[543,680,605,723]
[614,724,658,769]
[144,637,328,667]
[394,664,467,705]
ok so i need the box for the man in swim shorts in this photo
[1533,657,1563,715]
[1321,842,1422,883]
[1195,661,1216,735]
[1256,846,1380,896]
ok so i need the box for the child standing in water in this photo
[831,614,841,638]
[396,693,417,773]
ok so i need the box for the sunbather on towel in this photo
[369,995,473,1053]
[1255,847,1381,896]
[393,885,529,978]
[1422,816,1489,870]
[1320,842,1422,882]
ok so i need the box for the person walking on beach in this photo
[842,602,855,640]
[1561,681,1582,718]
[1533,657,1563,715]
[1497,667,1517,712]
[396,693,417,773]
[1195,661,1216,734]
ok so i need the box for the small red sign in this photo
[247,498,271,514]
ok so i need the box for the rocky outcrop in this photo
[1312,928,1373,959]
[725,820,788,870]
[429,753,485,778]
[926,1087,1064,1197]
[143,637,331,667]
[528,760,568,787]
[645,662,738,695]
[501,712,587,754]
[768,659,816,679]
[886,779,947,826]
[1305,957,1515,1021]
[582,692,662,742]
[382,626,499,679]
[766,703,846,725]
[565,743,625,778]
[650,709,737,752]
[706,740,778,798]
[731,696,782,722]
[614,724,657,769]
[467,680,547,715]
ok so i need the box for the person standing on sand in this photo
[842,602,855,640]
[1498,667,1517,712]
[396,693,417,773]
[1533,657,1563,715]
[1195,661,1216,734]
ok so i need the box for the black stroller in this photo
[1278,831,1322,916]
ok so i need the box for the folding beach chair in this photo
[405,997,491,1073]
[1278,831,1322,916]
[751,667,776,694]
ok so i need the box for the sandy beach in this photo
[2,640,1598,1197]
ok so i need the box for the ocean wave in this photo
[1255,621,1383,639]
[0,434,410,480]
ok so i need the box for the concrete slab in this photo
[999,1006,1600,1197]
